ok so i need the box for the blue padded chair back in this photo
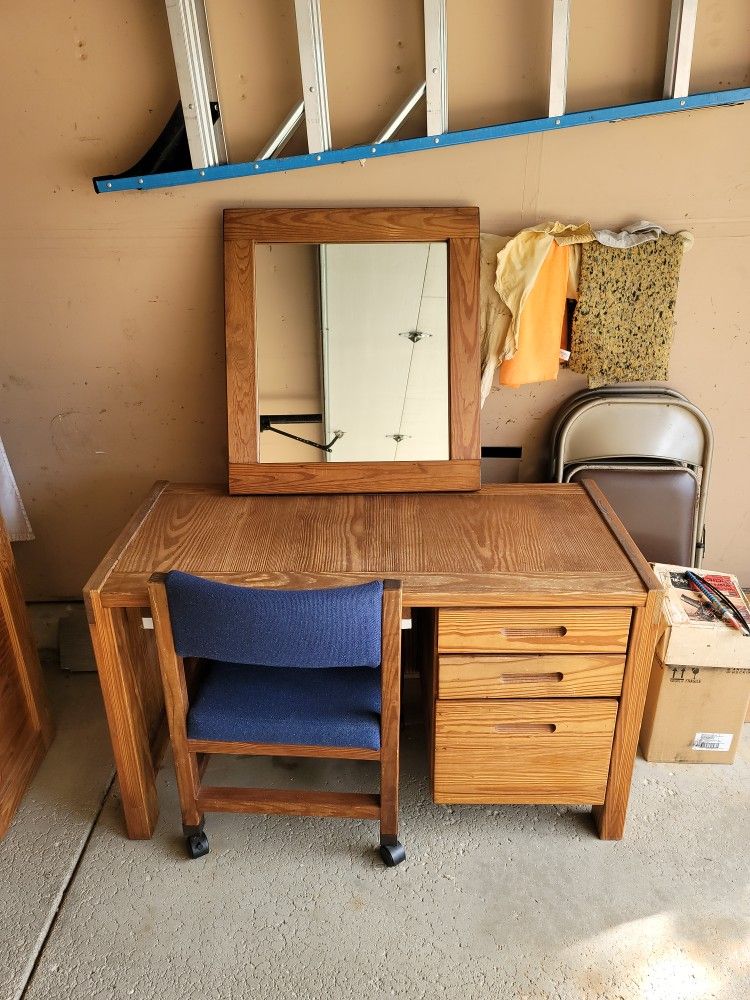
[164,571,383,668]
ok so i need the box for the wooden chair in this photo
[148,571,405,866]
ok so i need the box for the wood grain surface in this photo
[438,607,632,654]
[438,653,626,699]
[83,481,169,615]
[86,593,159,839]
[87,481,661,840]
[225,238,257,468]
[186,739,380,760]
[223,206,479,242]
[593,589,666,839]
[0,515,54,838]
[448,237,480,460]
[197,786,381,819]
[433,698,618,805]
[96,483,646,607]
[379,580,403,840]
[223,206,481,493]
[228,460,480,494]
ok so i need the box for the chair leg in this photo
[379,779,405,867]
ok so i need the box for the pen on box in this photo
[697,574,750,636]
[681,593,714,615]
[685,571,750,635]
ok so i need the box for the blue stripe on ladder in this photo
[94,87,750,193]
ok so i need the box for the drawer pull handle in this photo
[498,626,567,638]
[497,672,563,685]
[493,723,557,735]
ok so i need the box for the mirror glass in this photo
[255,242,449,463]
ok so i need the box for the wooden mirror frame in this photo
[224,207,481,494]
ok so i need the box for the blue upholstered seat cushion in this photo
[165,571,383,668]
[187,660,382,750]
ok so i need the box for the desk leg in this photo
[594,592,662,840]
[87,594,159,839]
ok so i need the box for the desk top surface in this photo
[85,481,658,608]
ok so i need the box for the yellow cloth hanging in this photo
[479,233,512,403]
[495,222,594,388]
[498,240,570,388]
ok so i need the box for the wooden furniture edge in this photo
[593,588,664,839]
[0,518,54,746]
[86,587,160,838]
[228,459,480,494]
[448,236,481,460]
[379,578,403,840]
[83,481,170,619]
[580,479,663,593]
[102,574,647,609]
[225,237,257,469]
[223,206,480,242]
[0,733,47,838]
[197,786,381,819]
[224,207,481,493]
[187,739,380,760]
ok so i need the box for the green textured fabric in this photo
[569,236,685,388]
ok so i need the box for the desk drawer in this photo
[438,653,625,699]
[433,699,617,805]
[438,607,631,654]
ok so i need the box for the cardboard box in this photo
[639,564,750,763]
[640,659,750,763]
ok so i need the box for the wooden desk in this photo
[84,481,662,841]
[1,516,54,836]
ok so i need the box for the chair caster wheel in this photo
[379,841,406,867]
[186,831,209,859]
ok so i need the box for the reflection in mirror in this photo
[255,242,449,463]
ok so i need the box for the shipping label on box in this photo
[692,732,733,752]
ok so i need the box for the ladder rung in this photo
[424,0,448,135]
[373,83,427,145]
[664,0,698,100]
[164,0,227,169]
[294,0,331,153]
[549,0,571,119]
[256,101,305,161]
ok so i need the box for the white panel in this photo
[321,243,449,462]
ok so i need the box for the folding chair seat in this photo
[148,571,405,866]
[564,464,699,566]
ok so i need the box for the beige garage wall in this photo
[1,0,749,598]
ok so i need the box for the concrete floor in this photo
[0,665,113,1000]
[2,669,749,1000]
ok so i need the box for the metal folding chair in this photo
[550,388,713,567]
